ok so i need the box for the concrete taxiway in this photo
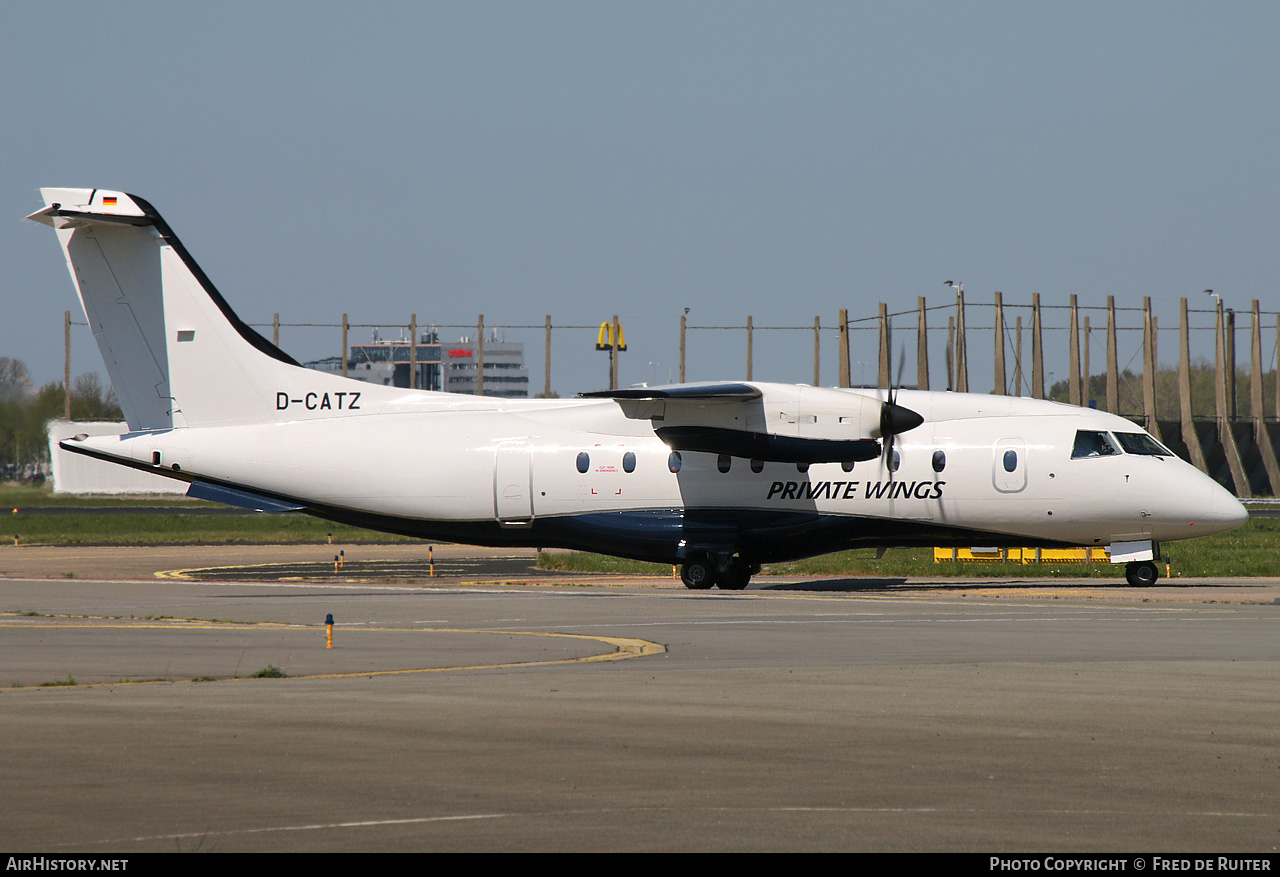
[1,544,1278,852]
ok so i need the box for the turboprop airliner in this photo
[29,188,1248,589]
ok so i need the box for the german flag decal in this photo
[102,196,117,206]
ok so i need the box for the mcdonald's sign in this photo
[595,321,626,351]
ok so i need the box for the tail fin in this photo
[29,188,313,430]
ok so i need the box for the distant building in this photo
[304,328,529,397]
[47,420,184,494]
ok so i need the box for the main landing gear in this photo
[1124,560,1160,587]
[680,554,759,590]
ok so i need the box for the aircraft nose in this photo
[1210,483,1249,530]
[1156,469,1249,540]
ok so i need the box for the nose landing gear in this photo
[1124,560,1159,587]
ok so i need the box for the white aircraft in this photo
[29,188,1248,588]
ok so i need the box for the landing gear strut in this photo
[1125,560,1159,587]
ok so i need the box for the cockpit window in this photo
[1112,432,1170,457]
[1071,430,1121,459]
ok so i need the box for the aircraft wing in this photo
[579,382,761,401]
[581,382,885,464]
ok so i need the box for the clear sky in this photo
[4,1,1277,396]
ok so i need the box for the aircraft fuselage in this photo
[69,387,1245,566]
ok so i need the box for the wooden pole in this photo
[1152,316,1159,377]
[1179,298,1209,473]
[813,316,821,387]
[993,291,1006,395]
[409,313,417,389]
[611,314,620,390]
[1142,298,1160,438]
[837,308,850,388]
[1083,317,1092,405]
[1068,295,1081,406]
[679,313,687,383]
[1227,307,1238,419]
[1215,300,1250,496]
[1214,300,1226,421]
[273,312,280,347]
[341,313,348,378]
[1014,317,1023,397]
[746,315,754,381]
[1032,293,1044,399]
[1106,295,1119,412]
[954,288,968,393]
[878,303,890,388]
[1250,300,1280,492]
[544,315,552,397]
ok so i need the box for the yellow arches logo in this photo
[595,321,626,351]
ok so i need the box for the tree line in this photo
[1046,361,1278,421]
[0,357,122,478]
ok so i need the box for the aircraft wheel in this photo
[681,560,715,590]
[1125,560,1159,587]
[718,560,752,590]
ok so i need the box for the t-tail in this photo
[28,188,412,431]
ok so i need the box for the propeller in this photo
[944,332,954,392]
[881,348,923,478]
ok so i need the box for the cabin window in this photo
[888,449,901,473]
[1003,449,1018,472]
[796,461,809,473]
[668,451,682,473]
[717,454,731,474]
[576,452,590,473]
[841,461,855,473]
[623,451,636,473]
[932,450,946,473]
[750,459,764,473]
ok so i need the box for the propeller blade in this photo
[882,344,919,478]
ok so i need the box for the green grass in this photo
[247,665,287,679]
[7,511,412,545]
[0,483,219,508]
[538,553,675,576]
[537,517,1280,579]
[3,482,415,544]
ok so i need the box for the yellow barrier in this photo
[934,546,1110,564]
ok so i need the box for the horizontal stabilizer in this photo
[26,189,152,228]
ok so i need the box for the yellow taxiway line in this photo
[0,613,665,686]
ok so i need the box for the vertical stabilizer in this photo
[29,188,306,430]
